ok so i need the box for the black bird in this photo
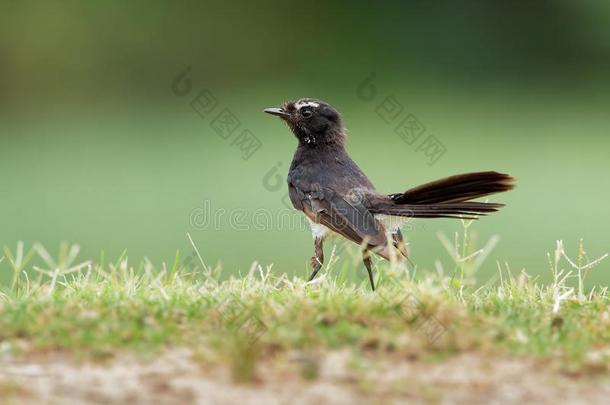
[264,98,514,291]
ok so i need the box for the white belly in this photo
[306,217,331,239]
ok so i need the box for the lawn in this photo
[1,223,609,403]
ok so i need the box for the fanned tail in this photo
[372,171,515,219]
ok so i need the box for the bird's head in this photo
[264,98,345,146]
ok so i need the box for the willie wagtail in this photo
[264,98,514,290]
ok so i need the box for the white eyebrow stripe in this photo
[295,101,320,109]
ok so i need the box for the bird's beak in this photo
[264,107,290,118]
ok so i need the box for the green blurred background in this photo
[1,1,609,285]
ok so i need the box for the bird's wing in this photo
[288,177,387,248]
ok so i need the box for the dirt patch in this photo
[1,349,609,404]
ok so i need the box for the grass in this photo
[0,222,609,382]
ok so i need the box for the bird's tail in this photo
[370,171,515,219]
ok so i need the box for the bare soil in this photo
[1,350,609,404]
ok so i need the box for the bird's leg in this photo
[392,228,409,259]
[307,237,324,282]
[362,251,375,291]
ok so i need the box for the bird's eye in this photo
[301,108,313,118]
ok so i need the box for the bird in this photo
[264,98,515,291]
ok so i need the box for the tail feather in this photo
[372,171,515,220]
[372,202,504,220]
[391,171,514,205]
